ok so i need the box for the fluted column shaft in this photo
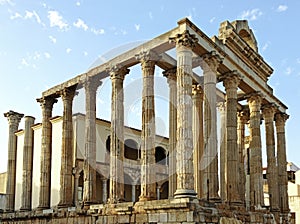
[83,77,101,205]
[237,109,248,205]
[37,97,57,209]
[137,51,157,201]
[108,66,128,203]
[59,87,76,207]
[192,84,204,198]
[275,113,289,213]
[4,110,24,212]
[74,169,80,207]
[170,31,197,198]
[102,178,108,203]
[222,73,241,203]
[200,51,222,200]
[21,116,35,211]
[218,102,226,202]
[263,105,279,211]
[247,94,264,208]
[163,68,177,199]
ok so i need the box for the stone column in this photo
[108,66,129,203]
[170,30,197,198]
[157,185,161,200]
[275,112,289,213]
[237,108,249,205]
[221,72,241,203]
[132,184,136,202]
[192,84,204,198]
[102,178,108,203]
[200,51,222,201]
[262,105,279,211]
[247,93,264,208]
[136,51,158,201]
[73,169,80,207]
[58,87,76,207]
[20,116,35,211]
[163,68,177,199]
[37,96,57,209]
[4,110,24,212]
[218,102,226,202]
[83,77,102,206]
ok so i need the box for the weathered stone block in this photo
[117,214,129,223]
[159,212,168,222]
[168,212,176,222]
[176,211,187,222]
[149,213,159,222]
[135,213,148,223]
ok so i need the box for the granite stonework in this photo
[1,199,278,223]
[1,18,291,223]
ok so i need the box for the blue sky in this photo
[0,0,299,173]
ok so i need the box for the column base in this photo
[57,203,74,208]
[174,189,197,199]
[37,206,50,211]
[107,198,125,204]
[4,209,14,213]
[20,207,31,211]
[139,196,156,202]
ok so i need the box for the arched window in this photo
[155,146,166,164]
[106,135,110,152]
[124,139,139,160]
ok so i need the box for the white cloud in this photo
[0,0,14,5]
[285,67,293,75]
[240,9,263,21]
[91,28,105,35]
[209,17,215,23]
[33,51,41,60]
[149,11,153,19]
[73,18,88,31]
[277,5,288,12]
[44,52,51,59]
[10,12,21,19]
[21,58,29,66]
[48,10,68,30]
[134,24,140,31]
[66,48,72,54]
[121,29,127,35]
[83,51,88,56]
[76,1,80,6]
[24,10,44,26]
[49,35,56,43]
[262,41,270,52]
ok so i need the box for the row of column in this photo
[4,30,289,214]
[218,93,289,212]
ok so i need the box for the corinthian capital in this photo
[37,96,58,111]
[275,112,289,127]
[135,50,161,65]
[192,84,203,97]
[169,30,198,49]
[58,86,77,102]
[199,51,223,72]
[262,104,277,120]
[107,64,130,81]
[219,71,242,90]
[163,68,177,83]
[246,92,263,111]
[4,110,24,126]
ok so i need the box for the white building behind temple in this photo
[12,113,169,210]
